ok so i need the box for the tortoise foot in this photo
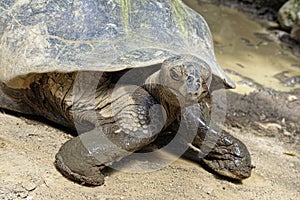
[195,130,254,180]
[55,152,105,186]
[54,133,107,186]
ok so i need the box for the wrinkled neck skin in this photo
[143,71,182,127]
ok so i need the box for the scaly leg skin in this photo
[189,128,253,180]
[181,104,253,180]
[0,82,36,115]
[55,86,165,186]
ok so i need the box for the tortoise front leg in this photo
[180,104,253,180]
[55,86,165,185]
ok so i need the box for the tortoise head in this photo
[160,55,212,106]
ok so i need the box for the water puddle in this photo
[184,1,300,94]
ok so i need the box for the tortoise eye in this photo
[170,68,181,81]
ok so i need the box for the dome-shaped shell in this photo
[0,0,234,88]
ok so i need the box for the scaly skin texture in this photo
[0,56,253,185]
[169,102,253,181]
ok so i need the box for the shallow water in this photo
[184,1,300,93]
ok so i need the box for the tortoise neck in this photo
[144,71,180,126]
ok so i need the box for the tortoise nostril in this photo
[188,92,198,98]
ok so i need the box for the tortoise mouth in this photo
[168,88,201,107]
[169,88,198,106]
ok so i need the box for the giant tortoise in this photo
[0,0,252,185]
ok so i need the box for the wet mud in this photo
[198,0,300,57]
[225,89,300,151]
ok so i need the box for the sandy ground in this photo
[0,89,299,200]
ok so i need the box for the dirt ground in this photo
[0,88,299,200]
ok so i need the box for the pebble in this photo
[287,95,298,102]
[266,123,282,130]
[26,196,34,200]
[283,130,292,136]
[18,191,28,198]
[204,187,214,195]
[290,163,295,168]
[22,181,37,191]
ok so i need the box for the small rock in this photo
[287,95,298,102]
[22,181,37,192]
[204,187,214,195]
[259,114,266,121]
[278,0,300,30]
[266,123,282,130]
[283,129,292,136]
[291,12,300,42]
[14,184,28,198]
[26,196,34,200]
[18,191,28,199]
